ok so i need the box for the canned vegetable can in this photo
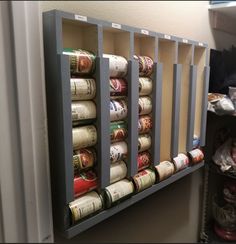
[138,134,151,152]
[138,115,152,134]
[137,151,151,171]
[110,161,127,184]
[110,141,128,163]
[69,191,103,224]
[103,54,128,78]
[110,121,128,142]
[134,55,154,77]
[74,170,98,198]
[139,96,152,115]
[133,169,156,192]
[188,148,204,164]
[139,77,153,95]
[105,179,134,208]
[110,99,128,122]
[72,125,97,150]
[73,148,96,172]
[110,78,128,97]
[173,153,189,172]
[71,101,96,122]
[155,161,175,182]
[70,78,96,100]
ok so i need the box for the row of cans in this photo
[70,77,153,101]
[64,48,154,79]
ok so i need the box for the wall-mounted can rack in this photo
[43,9,209,239]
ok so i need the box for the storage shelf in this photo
[65,161,204,238]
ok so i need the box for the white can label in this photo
[139,77,153,96]
[110,161,127,184]
[134,169,156,192]
[138,134,151,152]
[110,99,128,121]
[71,101,96,121]
[106,179,134,203]
[139,96,152,115]
[110,141,128,163]
[155,161,175,181]
[69,191,102,222]
[173,153,189,172]
[74,14,87,22]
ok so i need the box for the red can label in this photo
[138,151,151,171]
[74,170,98,198]
[138,115,152,134]
[188,148,204,164]
[134,55,154,77]
[110,78,127,97]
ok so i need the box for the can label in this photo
[133,169,156,192]
[71,78,96,100]
[155,161,175,181]
[134,55,154,77]
[110,141,128,163]
[139,77,153,95]
[139,96,152,115]
[73,148,96,172]
[138,115,152,134]
[105,179,134,205]
[110,99,128,122]
[138,151,151,171]
[138,134,151,152]
[69,191,103,223]
[110,160,127,184]
[110,78,127,97]
[188,148,204,164]
[110,121,128,142]
[173,153,189,172]
[63,48,96,75]
[193,135,200,149]
[74,170,98,197]
[71,101,96,122]
[73,125,97,149]
[103,54,128,78]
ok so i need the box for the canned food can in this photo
[138,134,151,152]
[69,191,103,224]
[139,96,152,115]
[105,179,134,208]
[63,48,96,75]
[139,77,153,96]
[110,160,127,184]
[110,141,128,163]
[188,148,204,164]
[138,151,151,171]
[110,99,128,122]
[70,78,96,100]
[71,101,96,122]
[155,161,175,181]
[193,135,200,149]
[110,78,128,97]
[134,55,154,77]
[74,170,98,198]
[138,115,152,134]
[133,169,156,192]
[73,125,97,149]
[73,148,96,172]
[103,54,128,78]
[173,153,189,172]
[110,121,128,142]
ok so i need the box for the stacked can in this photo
[103,54,134,208]
[63,48,102,223]
[134,55,154,174]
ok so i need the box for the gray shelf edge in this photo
[64,161,204,238]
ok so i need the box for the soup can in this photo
[110,121,128,142]
[71,101,96,122]
[63,48,96,75]
[134,55,154,77]
[103,54,128,78]
[72,125,97,150]
[133,169,156,192]
[70,78,96,101]
[110,141,128,163]
[155,161,175,182]
[73,148,96,172]
[138,151,151,171]
[138,134,151,152]
[173,153,189,172]
[188,148,204,164]
[110,78,128,97]
[139,96,152,115]
[105,179,134,208]
[110,99,128,122]
[74,170,98,198]
[69,191,103,224]
[110,160,127,184]
[138,115,152,134]
[139,77,153,96]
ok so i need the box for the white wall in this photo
[40,1,236,243]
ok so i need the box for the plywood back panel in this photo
[103,31,115,54]
[159,40,176,161]
[178,44,192,153]
[134,35,155,60]
[194,47,206,139]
